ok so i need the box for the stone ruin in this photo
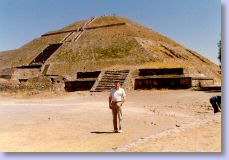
[1,64,219,92]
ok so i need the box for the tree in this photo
[218,40,221,64]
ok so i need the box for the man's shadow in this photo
[91,131,114,134]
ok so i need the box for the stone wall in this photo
[0,68,14,79]
[139,68,184,76]
[77,71,101,79]
[134,77,192,90]
[11,68,41,80]
[65,80,95,92]
[192,78,214,87]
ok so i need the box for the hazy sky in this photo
[0,0,221,64]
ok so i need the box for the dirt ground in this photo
[0,90,221,152]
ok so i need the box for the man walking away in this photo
[109,81,126,133]
[210,96,221,113]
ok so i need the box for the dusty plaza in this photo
[0,90,221,152]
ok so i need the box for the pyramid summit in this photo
[0,15,221,91]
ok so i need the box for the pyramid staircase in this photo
[12,18,97,81]
[61,17,96,43]
[90,70,129,92]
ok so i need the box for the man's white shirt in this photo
[110,87,126,102]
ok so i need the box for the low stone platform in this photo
[135,77,192,90]
[65,80,96,92]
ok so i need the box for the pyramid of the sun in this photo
[0,16,221,91]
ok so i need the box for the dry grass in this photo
[88,16,124,28]
[138,61,190,69]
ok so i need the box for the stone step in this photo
[100,78,126,81]
[105,73,129,75]
[99,82,124,85]
[95,88,111,91]
[91,70,130,92]
[104,74,128,76]
[103,75,127,78]
[103,74,127,76]
[102,75,127,77]
[96,85,115,88]
[95,87,113,89]
[105,70,129,73]
[96,87,113,89]
[102,76,127,78]
[98,82,124,85]
[102,77,126,79]
[98,81,124,84]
